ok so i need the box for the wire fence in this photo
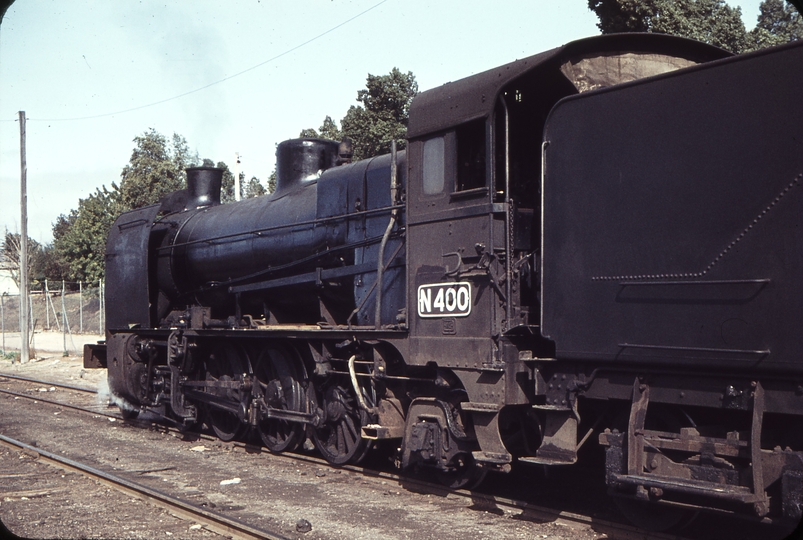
[0,280,105,355]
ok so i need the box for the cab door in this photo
[405,118,510,369]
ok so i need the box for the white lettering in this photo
[433,288,445,312]
[418,288,431,314]
[445,288,457,311]
[457,287,470,312]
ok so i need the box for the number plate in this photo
[417,282,472,318]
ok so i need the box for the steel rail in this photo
[0,434,290,540]
[0,387,115,418]
[0,372,98,394]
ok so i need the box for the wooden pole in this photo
[44,279,50,330]
[79,281,83,334]
[18,111,29,364]
[61,280,68,356]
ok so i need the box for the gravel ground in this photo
[0,354,605,540]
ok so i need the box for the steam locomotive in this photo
[85,33,803,530]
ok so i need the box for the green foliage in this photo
[301,69,418,161]
[299,116,343,140]
[267,169,277,194]
[2,350,20,362]
[751,0,803,48]
[588,0,748,52]
[318,116,343,141]
[588,0,801,53]
[52,186,122,284]
[244,176,267,198]
[217,162,237,204]
[119,129,187,210]
[33,244,70,283]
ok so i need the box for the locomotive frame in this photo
[85,33,803,530]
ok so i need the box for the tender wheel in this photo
[312,384,373,465]
[254,344,306,453]
[436,453,488,490]
[204,342,249,442]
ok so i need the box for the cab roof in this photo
[406,33,731,139]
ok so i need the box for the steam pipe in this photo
[374,140,399,329]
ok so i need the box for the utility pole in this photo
[234,152,241,201]
[18,111,29,364]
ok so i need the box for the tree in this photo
[750,0,803,48]
[300,116,343,140]
[118,129,187,210]
[32,244,70,283]
[301,69,418,161]
[244,176,267,198]
[52,186,122,284]
[216,161,237,203]
[588,0,801,53]
[2,231,41,288]
[588,0,749,52]
[267,169,277,194]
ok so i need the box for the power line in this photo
[29,0,390,123]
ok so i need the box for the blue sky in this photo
[0,0,765,243]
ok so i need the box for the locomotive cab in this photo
[403,34,730,470]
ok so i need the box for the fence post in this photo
[62,280,67,355]
[99,279,104,336]
[29,293,35,353]
[44,279,49,330]
[1,293,5,354]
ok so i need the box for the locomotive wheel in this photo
[204,342,249,442]
[436,453,488,490]
[312,384,373,465]
[254,344,306,453]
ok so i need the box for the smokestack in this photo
[275,138,339,193]
[185,167,223,209]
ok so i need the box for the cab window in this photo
[422,136,445,195]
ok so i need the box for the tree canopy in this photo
[52,186,121,284]
[50,129,265,283]
[301,68,418,161]
[588,0,802,53]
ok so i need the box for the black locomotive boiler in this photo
[86,33,803,530]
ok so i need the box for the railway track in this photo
[0,433,289,540]
[0,371,782,540]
